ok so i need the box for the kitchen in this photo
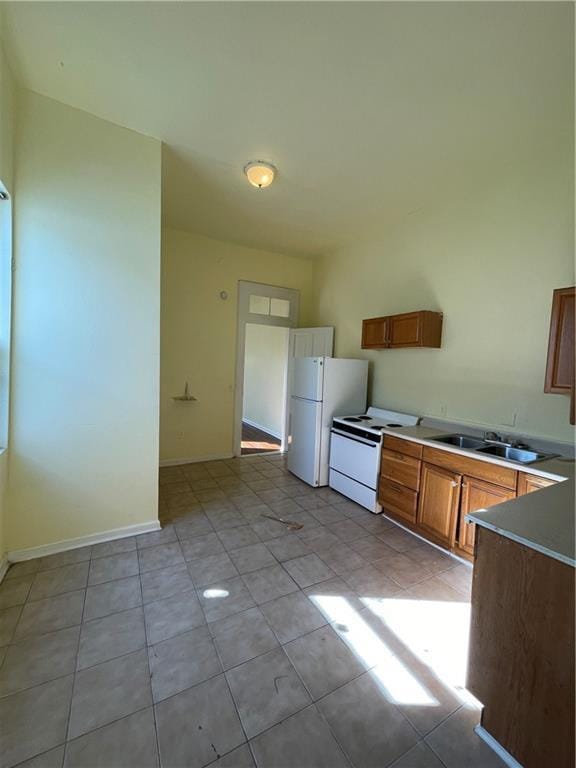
[284,297,574,768]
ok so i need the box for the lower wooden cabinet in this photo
[417,463,461,547]
[379,478,418,524]
[458,476,516,556]
[517,472,557,496]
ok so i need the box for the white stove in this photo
[329,407,420,513]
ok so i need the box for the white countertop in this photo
[380,425,575,566]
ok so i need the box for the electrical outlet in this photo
[176,431,184,440]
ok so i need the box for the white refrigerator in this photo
[287,357,368,487]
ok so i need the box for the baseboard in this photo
[7,520,161,563]
[0,554,9,584]
[159,452,234,467]
[474,726,523,768]
[242,418,282,440]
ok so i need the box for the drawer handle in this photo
[451,480,460,488]
[388,482,404,492]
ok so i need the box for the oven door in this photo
[329,429,380,490]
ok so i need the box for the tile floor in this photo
[0,454,507,768]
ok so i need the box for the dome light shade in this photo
[244,160,277,189]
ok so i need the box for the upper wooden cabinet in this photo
[362,311,442,349]
[545,287,574,391]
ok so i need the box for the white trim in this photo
[474,726,523,768]
[159,452,234,467]
[7,521,161,563]
[0,555,9,584]
[381,513,473,568]
[241,417,282,440]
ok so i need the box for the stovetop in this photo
[333,406,420,436]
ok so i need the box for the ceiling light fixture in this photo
[243,160,277,189]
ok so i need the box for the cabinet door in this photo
[517,473,556,496]
[361,317,389,349]
[388,312,422,347]
[417,463,461,547]
[545,287,575,393]
[459,477,515,555]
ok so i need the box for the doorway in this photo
[234,281,300,457]
[241,323,290,455]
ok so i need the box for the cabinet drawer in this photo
[378,478,418,524]
[422,446,517,490]
[380,449,421,491]
[383,435,423,459]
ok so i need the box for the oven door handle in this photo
[330,428,379,448]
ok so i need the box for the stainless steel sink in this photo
[476,445,550,464]
[431,434,486,449]
[430,433,557,464]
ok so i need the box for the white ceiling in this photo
[3,2,573,256]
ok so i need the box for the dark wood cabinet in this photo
[544,286,575,423]
[459,476,515,556]
[361,310,442,349]
[417,463,461,547]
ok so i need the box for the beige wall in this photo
[6,90,162,553]
[161,228,314,462]
[243,323,289,438]
[0,24,14,566]
[312,152,575,443]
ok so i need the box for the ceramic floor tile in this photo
[260,590,327,644]
[36,548,92,572]
[0,675,73,768]
[389,741,446,768]
[197,575,255,623]
[0,606,22,647]
[77,606,146,670]
[88,552,139,586]
[137,542,184,574]
[250,518,289,541]
[28,564,89,602]
[310,506,349,526]
[241,565,298,604]
[206,744,255,768]
[285,624,366,700]
[91,537,136,560]
[318,672,419,768]
[68,649,152,740]
[174,514,214,540]
[187,553,238,588]
[4,560,42,581]
[210,606,278,670]
[296,527,341,554]
[405,544,458,575]
[437,564,473,596]
[83,575,142,621]
[228,543,276,574]
[140,564,195,604]
[180,533,225,562]
[148,625,221,702]
[0,625,79,698]
[15,745,65,768]
[14,591,85,640]
[264,535,311,562]
[350,536,395,563]
[343,564,405,599]
[303,577,365,622]
[64,707,159,768]
[250,704,350,768]
[282,554,335,589]
[226,647,311,738]
[0,577,33,609]
[404,576,466,603]
[155,674,245,768]
[135,526,177,550]
[329,519,368,543]
[217,525,261,551]
[425,705,507,768]
[144,590,205,645]
[372,550,435,588]
[315,542,366,576]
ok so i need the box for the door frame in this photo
[234,281,300,457]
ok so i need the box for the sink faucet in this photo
[483,431,512,446]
